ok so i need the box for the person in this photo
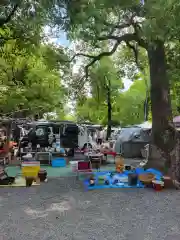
[97,128,104,145]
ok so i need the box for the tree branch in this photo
[70,33,138,62]
[98,33,137,41]
[70,53,96,62]
[103,12,136,34]
[132,21,148,49]
[125,41,139,67]
[0,4,18,27]
[84,40,121,79]
[103,21,132,31]
[70,29,147,95]
[70,33,139,95]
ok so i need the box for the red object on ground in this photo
[76,161,92,179]
[152,180,164,191]
[77,161,92,172]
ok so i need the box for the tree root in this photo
[173,180,180,190]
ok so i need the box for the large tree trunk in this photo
[145,40,180,183]
[106,79,112,140]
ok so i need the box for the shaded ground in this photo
[0,177,180,240]
[6,157,143,177]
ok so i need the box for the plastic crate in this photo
[51,158,66,167]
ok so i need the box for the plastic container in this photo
[51,158,66,167]
[113,174,128,183]
[38,169,47,182]
[119,176,128,183]
[152,180,164,191]
[128,173,138,186]
[70,161,78,172]
[22,161,40,177]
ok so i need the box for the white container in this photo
[119,177,128,183]
[70,161,78,172]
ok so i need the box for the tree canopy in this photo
[0,1,69,118]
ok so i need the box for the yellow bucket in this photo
[21,162,40,178]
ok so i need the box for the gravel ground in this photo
[0,177,180,240]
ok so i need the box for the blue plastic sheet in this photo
[83,168,163,191]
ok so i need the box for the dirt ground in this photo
[0,177,180,240]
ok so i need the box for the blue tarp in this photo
[83,168,162,191]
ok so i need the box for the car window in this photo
[35,127,45,137]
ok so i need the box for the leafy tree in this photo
[0,1,72,120]
[0,1,57,46]
[76,59,146,129]
[76,97,106,124]
[89,57,123,138]
[56,0,180,177]
[0,40,67,118]
[114,77,146,126]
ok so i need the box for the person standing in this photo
[97,128,104,145]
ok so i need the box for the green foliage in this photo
[75,56,123,123]
[0,1,71,118]
[114,78,146,126]
[90,57,123,101]
[75,54,147,126]
[0,40,67,117]
[1,0,180,126]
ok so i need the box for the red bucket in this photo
[152,180,164,191]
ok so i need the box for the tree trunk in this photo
[146,40,180,182]
[106,79,112,140]
[144,94,150,121]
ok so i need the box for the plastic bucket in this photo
[152,180,164,191]
[70,161,78,172]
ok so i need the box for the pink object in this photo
[76,161,92,179]
[173,116,180,123]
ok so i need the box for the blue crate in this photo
[51,158,66,167]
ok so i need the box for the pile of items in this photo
[83,155,174,191]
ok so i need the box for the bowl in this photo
[138,173,155,184]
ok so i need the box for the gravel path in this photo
[0,177,180,240]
